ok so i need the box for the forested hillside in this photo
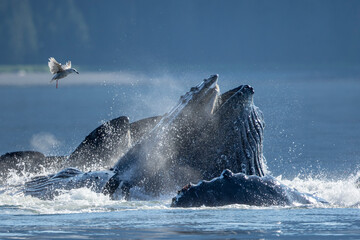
[1,0,360,69]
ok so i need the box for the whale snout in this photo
[243,85,254,94]
[240,85,254,94]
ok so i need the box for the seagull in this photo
[48,57,79,88]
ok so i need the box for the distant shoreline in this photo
[1,64,360,84]
[0,65,48,73]
[0,65,96,73]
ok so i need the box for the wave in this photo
[278,173,360,208]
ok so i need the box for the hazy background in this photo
[1,0,360,70]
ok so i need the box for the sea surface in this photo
[0,69,360,239]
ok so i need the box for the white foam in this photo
[278,173,360,207]
[1,167,360,215]
[0,170,171,215]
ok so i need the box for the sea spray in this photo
[278,173,360,207]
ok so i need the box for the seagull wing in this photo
[63,61,71,70]
[48,57,63,74]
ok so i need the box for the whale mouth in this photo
[197,74,218,89]
[189,74,219,102]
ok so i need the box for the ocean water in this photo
[0,69,360,239]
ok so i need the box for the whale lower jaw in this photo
[171,169,328,208]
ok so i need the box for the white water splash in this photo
[1,167,360,216]
[278,172,360,207]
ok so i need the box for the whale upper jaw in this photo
[164,74,219,123]
[112,74,221,174]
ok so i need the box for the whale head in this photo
[210,84,265,177]
[112,74,266,195]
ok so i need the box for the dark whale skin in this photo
[171,169,328,208]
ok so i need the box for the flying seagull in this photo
[48,57,79,88]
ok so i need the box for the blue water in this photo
[1,206,359,239]
[0,70,360,239]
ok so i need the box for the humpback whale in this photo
[0,116,162,182]
[171,169,328,207]
[21,74,267,200]
[0,151,67,184]
[67,115,163,171]
[108,75,266,195]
